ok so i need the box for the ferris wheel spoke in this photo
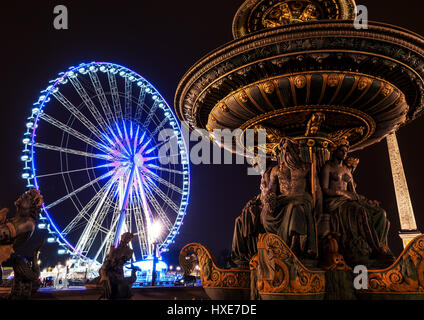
[36,163,114,179]
[132,197,150,256]
[78,195,115,255]
[125,199,132,235]
[142,167,184,194]
[68,77,109,134]
[122,121,133,153]
[107,125,132,158]
[136,139,153,157]
[143,186,173,231]
[45,169,116,210]
[124,77,132,120]
[38,112,112,154]
[134,171,154,241]
[145,164,185,175]
[144,176,180,214]
[92,203,121,263]
[32,142,113,161]
[107,72,124,120]
[62,180,114,236]
[75,182,116,255]
[135,85,147,122]
[151,118,170,137]
[147,133,175,153]
[157,154,181,163]
[88,71,115,124]
[142,100,160,129]
[51,90,108,143]
[146,134,179,157]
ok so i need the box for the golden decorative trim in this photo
[263,81,276,94]
[294,75,307,89]
[208,70,405,128]
[340,76,360,105]
[239,90,249,103]
[184,48,421,128]
[360,235,424,295]
[245,89,267,114]
[328,127,365,144]
[327,73,341,88]
[305,112,326,137]
[233,0,357,38]
[179,243,250,290]
[252,233,326,296]
[358,77,372,90]
[176,18,424,123]
[238,105,376,152]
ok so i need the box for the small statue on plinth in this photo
[0,189,43,261]
[98,232,137,300]
[0,189,43,291]
[9,240,44,300]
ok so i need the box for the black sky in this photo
[1,0,424,267]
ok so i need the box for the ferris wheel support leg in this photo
[114,165,136,248]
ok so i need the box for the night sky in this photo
[1,0,424,268]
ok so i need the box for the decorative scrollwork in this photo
[253,233,326,296]
[360,235,424,295]
[179,243,250,289]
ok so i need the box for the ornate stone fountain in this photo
[176,0,424,300]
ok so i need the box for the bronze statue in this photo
[0,189,43,252]
[260,138,317,259]
[0,189,43,284]
[320,140,394,266]
[98,232,137,300]
[9,240,44,300]
[230,167,271,268]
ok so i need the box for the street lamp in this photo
[151,221,162,286]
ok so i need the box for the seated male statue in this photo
[260,138,317,259]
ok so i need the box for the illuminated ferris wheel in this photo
[21,62,190,265]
